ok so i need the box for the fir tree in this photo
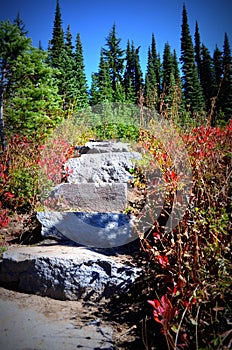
[133,43,143,98]
[124,40,135,102]
[0,20,31,150]
[58,25,77,110]
[97,49,113,102]
[172,49,181,85]
[124,41,143,102]
[90,73,99,105]
[220,33,232,121]
[49,0,64,68]
[194,21,201,77]
[74,33,89,108]
[102,24,124,101]
[65,24,74,55]
[213,45,223,90]
[6,48,62,138]
[180,4,204,113]
[162,42,174,93]
[14,12,28,36]
[200,44,215,111]
[151,33,161,96]
[145,46,157,109]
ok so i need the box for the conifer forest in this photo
[0,1,231,349]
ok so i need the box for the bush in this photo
[136,120,232,349]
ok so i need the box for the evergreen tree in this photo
[180,4,204,113]
[65,24,74,54]
[162,42,174,93]
[161,43,184,119]
[97,49,113,102]
[6,48,62,138]
[14,12,28,36]
[0,20,31,150]
[151,33,161,95]
[133,43,143,98]
[124,40,135,102]
[74,33,89,108]
[194,21,201,77]
[124,40,143,102]
[172,49,181,85]
[213,45,223,90]
[90,73,99,105]
[145,47,157,109]
[57,25,77,110]
[49,0,64,68]
[220,33,232,121]
[102,24,124,101]
[200,44,215,111]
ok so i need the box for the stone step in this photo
[36,212,136,248]
[65,151,141,184]
[85,141,130,153]
[0,244,141,301]
[45,182,127,212]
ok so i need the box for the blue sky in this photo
[1,0,232,86]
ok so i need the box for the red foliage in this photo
[148,295,178,333]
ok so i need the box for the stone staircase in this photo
[0,141,142,301]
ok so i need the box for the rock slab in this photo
[0,244,141,301]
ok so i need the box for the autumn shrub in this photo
[136,120,232,349]
[0,135,40,210]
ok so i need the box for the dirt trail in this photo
[0,287,114,350]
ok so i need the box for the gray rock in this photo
[65,151,141,184]
[36,212,137,248]
[85,141,130,153]
[47,182,127,212]
[0,245,141,301]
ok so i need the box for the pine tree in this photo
[74,33,89,108]
[49,0,64,68]
[180,4,204,114]
[102,24,124,101]
[220,33,232,121]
